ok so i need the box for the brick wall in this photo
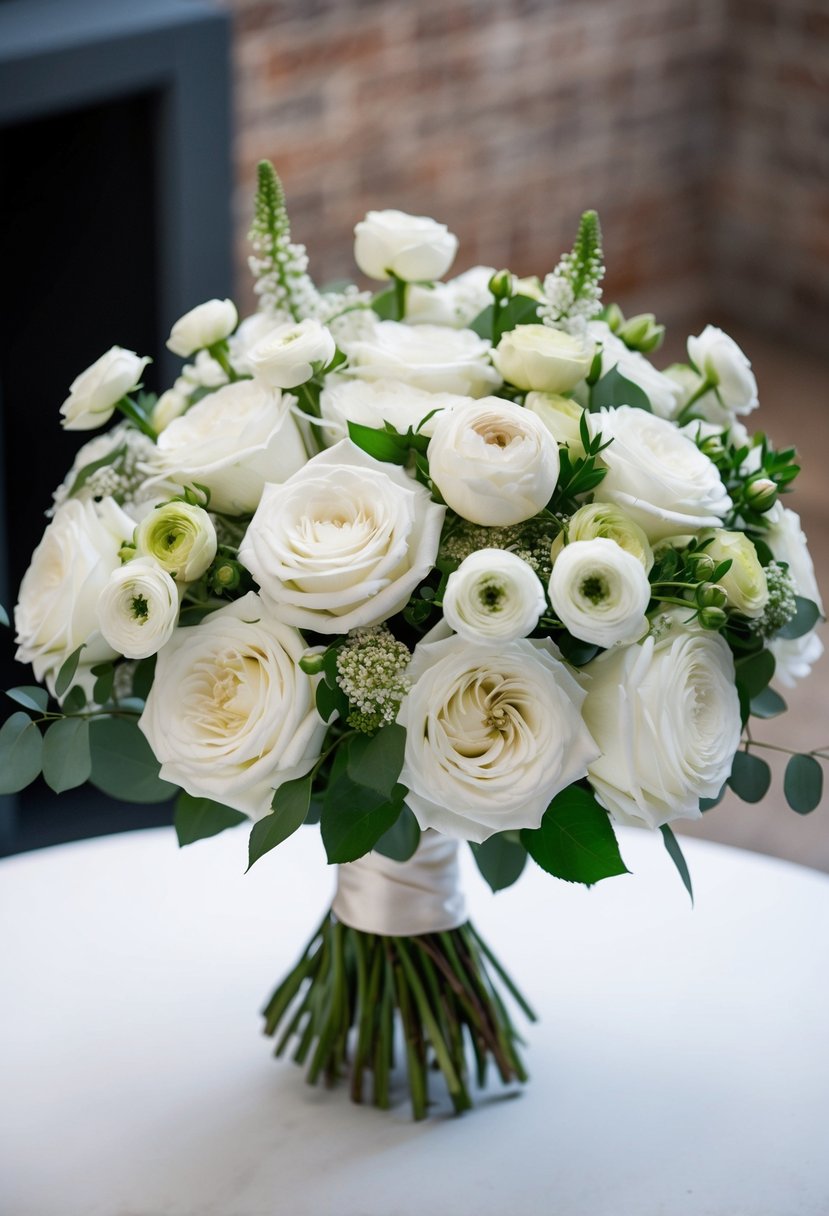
[221,0,826,350]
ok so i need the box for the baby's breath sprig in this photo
[540,210,605,334]
[335,626,412,734]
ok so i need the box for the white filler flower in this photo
[397,633,599,843]
[246,317,336,389]
[549,537,651,647]
[428,397,559,526]
[443,549,545,642]
[138,592,326,820]
[354,209,458,282]
[166,298,238,358]
[60,347,150,431]
[97,558,179,660]
[238,440,445,634]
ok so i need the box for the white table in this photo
[2,824,828,1216]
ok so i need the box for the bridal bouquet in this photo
[1,163,824,1118]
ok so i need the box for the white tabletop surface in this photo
[1,823,828,1216]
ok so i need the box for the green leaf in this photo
[735,648,775,699]
[62,684,87,714]
[91,662,116,705]
[0,602,9,628]
[67,442,126,498]
[470,833,527,892]
[89,716,177,803]
[750,686,787,719]
[346,724,406,799]
[347,421,407,464]
[54,645,85,699]
[700,783,726,812]
[247,774,313,868]
[316,678,348,724]
[373,803,421,861]
[784,754,823,814]
[131,656,156,701]
[41,717,91,793]
[6,685,49,713]
[776,596,821,640]
[727,750,772,803]
[521,786,628,885]
[468,294,540,339]
[0,712,43,793]
[557,632,600,667]
[320,751,404,863]
[370,286,397,320]
[175,792,246,847]
[590,365,651,412]
[659,824,693,904]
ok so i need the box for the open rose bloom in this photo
[3,164,822,1119]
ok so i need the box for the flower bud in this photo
[167,299,238,359]
[488,269,513,300]
[698,433,726,461]
[746,477,778,513]
[696,583,728,610]
[698,606,728,631]
[618,312,665,353]
[210,561,242,592]
[689,551,716,578]
[603,302,624,333]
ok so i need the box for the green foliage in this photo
[470,833,527,892]
[89,716,176,803]
[247,773,313,868]
[249,160,318,321]
[659,824,693,904]
[734,649,775,700]
[373,804,421,862]
[749,687,787,719]
[784,754,823,814]
[175,793,246,847]
[91,662,116,706]
[54,645,85,698]
[549,414,611,514]
[67,443,126,499]
[320,748,405,864]
[728,750,772,803]
[346,724,406,799]
[0,602,8,628]
[469,294,541,343]
[6,685,49,713]
[776,596,821,640]
[521,785,628,885]
[589,364,651,412]
[0,711,43,793]
[42,717,91,793]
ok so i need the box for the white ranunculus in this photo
[354,209,458,282]
[318,377,469,445]
[524,392,587,457]
[427,397,560,526]
[443,549,546,642]
[247,318,336,389]
[406,266,495,328]
[134,501,218,582]
[549,538,651,647]
[591,405,732,541]
[166,298,238,358]
[344,321,502,397]
[60,347,150,431]
[146,379,307,515]
[397,633,599,843]
[138,593,325,819]
[228,311,284,373]
[687,325,758,416]
[551,502,653,571]
[702,529,768,618]
[14,497,135,690]
[582,618,742,829]
[491,324,594,394]
[765,504,825,686]
[238,440,445,634]
[151,388,189,433]
[588,321,682,420]
[97,558,179,660]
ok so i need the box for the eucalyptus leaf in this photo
[470,833,527,892]
[41,717,91,794]
[0,712,44,793]
[89,716,177,803]
[91,662,116,705]
[727,750,771,803]
[54,645,85,699]
[247,774,313,868]
[175,792,246,847]
[776,596,821,641]
[750,687,787,719]
[131,656,156,701]
[373,804,421,862]
[6,685,49,713]
[659,825,693,905]
[521,786,628,885]
[62,684,87,714]
[735,648,775,700]
[783,754,823,814]
[700,784,727,812]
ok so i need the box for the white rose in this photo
[491,325,594,394]
[151,388,189,432]
[60,347,150,431]
[166,298,238,358]
[406,266,495,328]
[549,538,650,647]
[687,325,758,416]
[591,405,732,541]
[134,501,218,582]
[665,363,730,428]
[765,505,825,687]
[397,633,599,843]
[524,391,587,456]
[344,321,502,397]
[428,397,560,526]
[14,497,135,690]
[702,529,768,618]
[146,379,307,514]
[247,318,336,389]
[582,620,742,829]
[443,549,546,642]
[318,377,469,445]
[238,439,445,634]
[97,558,179,660]
[228,311,284,373]
[587,321,682,420]
[138,593,325,820]
[354,209,458,282]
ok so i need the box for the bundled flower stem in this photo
[262,914,535,1120]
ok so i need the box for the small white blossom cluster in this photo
[336,626,412,733]
[51,423,157,514]
[249,234,319,322]
[750,561,797,638]
[540,262,604,336]
[441,520,557,583]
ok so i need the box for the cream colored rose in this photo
[524,392,587,457]
[427,397,559,526]
[550,502,653,571]
[146,380,307,514]
[60,347,150,431]
[134,501,218,582]
[443,549,546,642]
[492,325,593,394]
[687,325,758,416]
[582,618,742,829]
[318,377,469,445]
[548,538,651,648]
[97,558,179,660]
[344,321,502,397]
[354,210,458,282]
[591,406,732,541]
[15,497,135,690]
[166,298,238,358]
[138,593,326,820]
[238,440,445,634]
[765,504,825,687]
[397,633,599,843]
[702,529,768,618]
[247,318,336,389]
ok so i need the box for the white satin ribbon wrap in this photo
[332,830,467,936]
